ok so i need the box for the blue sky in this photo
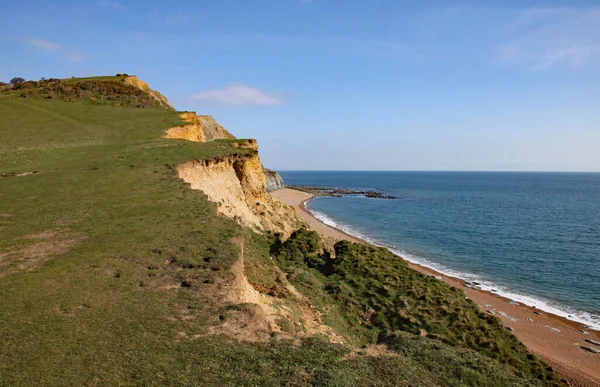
[2,0,600,171]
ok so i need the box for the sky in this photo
[1,0,600,171]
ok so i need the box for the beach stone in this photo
[581,346,599,354]
[585,339,600,346]
[545,325,561,333]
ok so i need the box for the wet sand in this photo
[272,188,600,386]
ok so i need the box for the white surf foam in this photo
[305,200,600,331]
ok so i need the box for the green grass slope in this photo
[269,229,561,384]
[0,83,562,386]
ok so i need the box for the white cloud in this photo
[24,37,87,63]
[192,84,283,106]
[496,7,600,70]
[25,38,61,51]
[97,1,126,10]
[67,51,87,63]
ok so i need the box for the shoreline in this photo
[300,197,599,334]
[272,188,600,386]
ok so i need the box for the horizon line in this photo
[274,169,600,173]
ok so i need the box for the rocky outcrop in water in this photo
[287,185,398,199]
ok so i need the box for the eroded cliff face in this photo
[198,115,236,141]
[264,169,284,192]
[123,76,174,109]
[166,108,298,234]
[165,112,235,142]
[176,144,301,235]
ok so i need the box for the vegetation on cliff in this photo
[268,228,561,385]
[0,75,173,108]
[0,77,563,386]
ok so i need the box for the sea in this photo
[279,171,600,330]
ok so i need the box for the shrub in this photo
[274,227,321,266]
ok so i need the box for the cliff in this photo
[176,142,301,236]
[165,112,235,142]
[123,76,174,109]
[264,168,284,192]
[0,75,566,386]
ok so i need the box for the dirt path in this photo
[213,236,344,343]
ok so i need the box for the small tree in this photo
[0,81,8,86]
[10,77,25,85]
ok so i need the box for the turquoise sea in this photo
[279,171,600,330]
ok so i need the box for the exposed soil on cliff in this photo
[208,236,345,344]
[176,155,301,236]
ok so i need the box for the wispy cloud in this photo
[25,38,61,51]
[192,84,283,106]
[24,37,87,63]
[496,7,600,70]
[97,0,126,11]
[164,12,191,23]
[67,51,87,63]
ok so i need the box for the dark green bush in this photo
[275,227,321,266]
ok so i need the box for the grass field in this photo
[0,87,563,386]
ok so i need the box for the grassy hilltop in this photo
[0,77,563,386]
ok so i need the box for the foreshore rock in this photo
[287,185,398,199]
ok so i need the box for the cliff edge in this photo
[123,76,174,110]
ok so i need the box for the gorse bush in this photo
[275,227,322,266]
[10,77,25,85]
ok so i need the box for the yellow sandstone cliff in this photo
[176,142,300,236]
[165,109,298,235]
[164,112,236,142]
